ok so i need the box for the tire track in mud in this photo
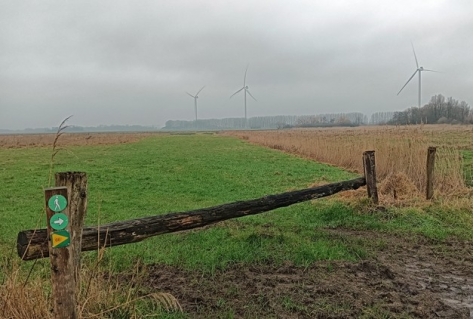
[332,229,473,318]
[390,245,472,317]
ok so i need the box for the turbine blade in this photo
[196,86,205,96]
[422,69,439,72]
[411,42,419,69]
[246,89,257,101]
[244,64,249,86]
[230,87,245,98]
[397,70,418,95]
[186,92,195,98]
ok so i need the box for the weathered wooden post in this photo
[363,150,378,204]
[45,172,87,319]
[426,147,436,200]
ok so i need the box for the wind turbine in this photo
[230,65,257,126]
[186,86,205,121]
[397,43,437,108]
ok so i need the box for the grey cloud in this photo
[0,0,472,129]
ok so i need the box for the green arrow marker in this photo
[48,195,67,212]
[51,230,70,248]
[50,213,68,230]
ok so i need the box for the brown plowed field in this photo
[0,132,159,148]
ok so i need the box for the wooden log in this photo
[363,150,378,204]
[426,147,437,200]
[18,176,365,261]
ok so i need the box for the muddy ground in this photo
[145,229,472,318]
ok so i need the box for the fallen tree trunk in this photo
[18,177,365,260]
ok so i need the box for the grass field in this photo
[1,131,472,318]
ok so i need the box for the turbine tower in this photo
[230,65,257,127]
[397,43,437,108]
[186,86,205,121]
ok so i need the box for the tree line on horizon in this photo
[164,94,472,130]
[388,94,472,125]
[164,113,368,130]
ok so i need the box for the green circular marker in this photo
[50,213,69,230]
[48,195,67,212]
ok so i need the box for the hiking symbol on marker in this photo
[54,197,60,210]
[48,195,67,212]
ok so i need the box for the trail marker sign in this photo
[51,230,70,248]
[48,194,67,212]
[50,213,69,230]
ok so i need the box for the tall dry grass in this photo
[222,124,472,203]
[1,251,181,319]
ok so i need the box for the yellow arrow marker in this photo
[51,230,70,248]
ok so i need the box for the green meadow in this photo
[1,134,471,274]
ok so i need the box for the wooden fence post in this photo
[45,172,87,319]
[426,147,436,200]
[363,151,379,204]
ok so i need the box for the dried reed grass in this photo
[0,254,182,319]
[1,253,51,319]
[222,125,472,205]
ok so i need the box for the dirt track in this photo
[146,229,472,318]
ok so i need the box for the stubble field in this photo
[0,126,472,318]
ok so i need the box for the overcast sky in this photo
[0,0,472,129]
